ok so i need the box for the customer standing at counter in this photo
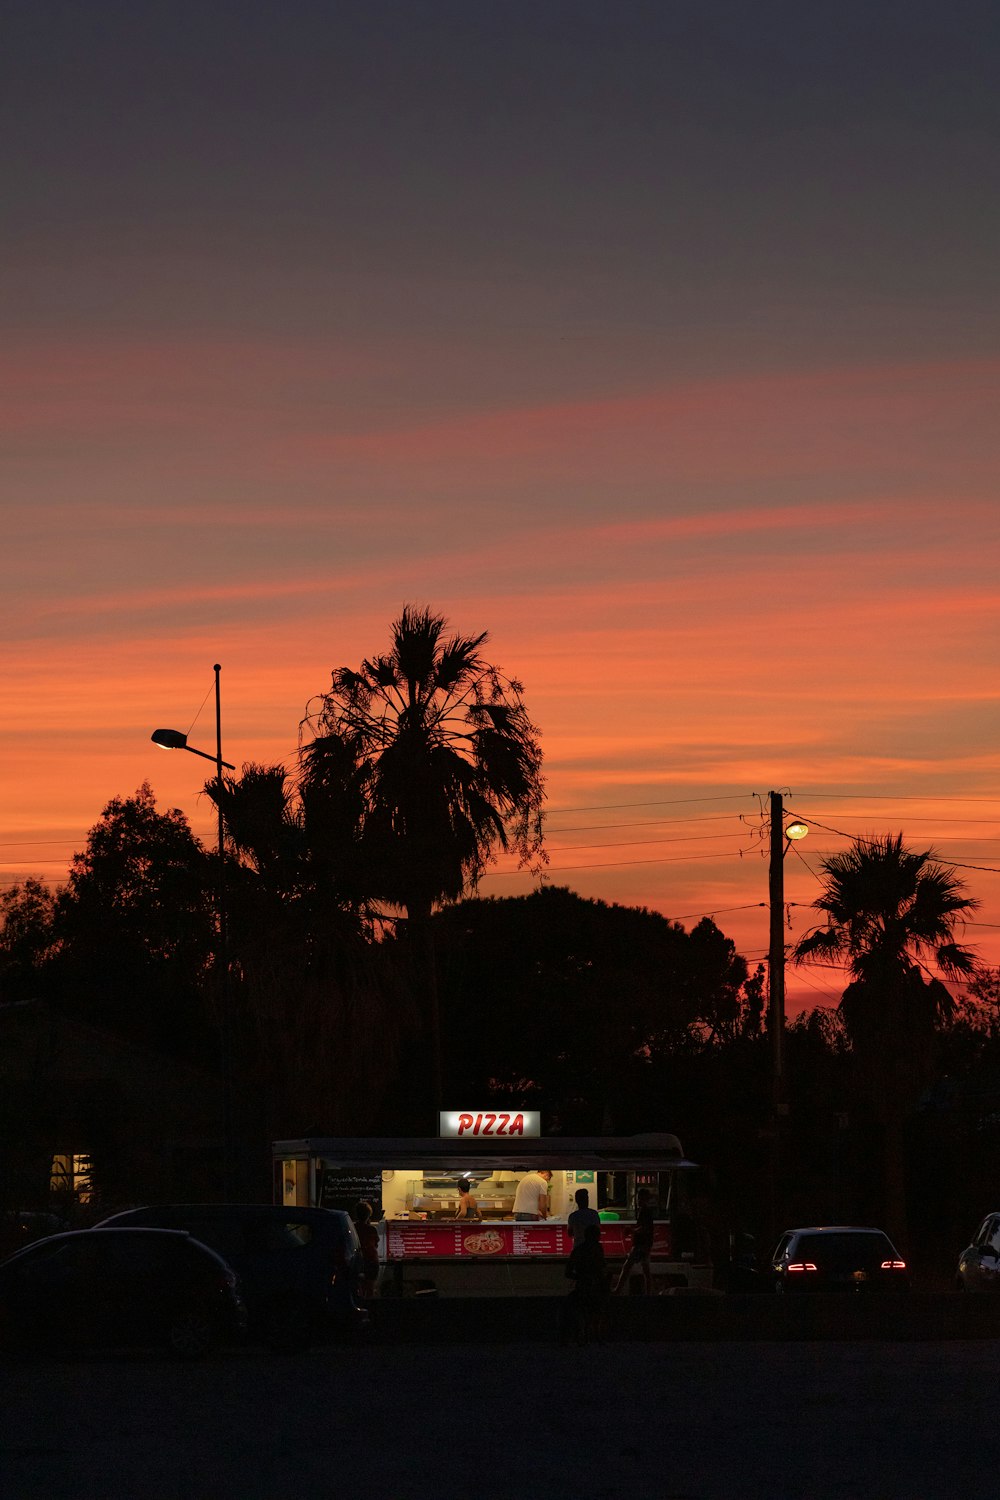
[512,1168,552,1221]
[567,1187,601,1246]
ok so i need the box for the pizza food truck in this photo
[273,1118,713,1295]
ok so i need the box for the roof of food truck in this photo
[272,1133,696,1170]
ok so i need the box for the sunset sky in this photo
[3,1,1000,1010]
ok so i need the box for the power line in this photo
[789,969,843,1005]
[788,814,1000,876]
[546,813,745,832]
[543,832,747,854]
[789,814,1000,828]
[666,902,766,921]
[787,840,823,884]
[0,840,77,849]
[486,848,750,874]
[0,864,74,876]
[794,793,1000,806]
[544,794,754,814]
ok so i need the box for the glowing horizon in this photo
[4,3,999,1012]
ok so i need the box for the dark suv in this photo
[0,1227,247,1357]
[97,1205,365,1350]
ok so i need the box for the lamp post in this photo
[767,791,808,1243]
[151,663,236,1198]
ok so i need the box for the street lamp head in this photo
[151,728,189,750]
[785,821,809,842]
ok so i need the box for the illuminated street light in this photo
[151,725,235,769]
[150,664,235,1198]
[785,821,809,843]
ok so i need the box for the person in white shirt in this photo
[512,1168,552,1221]
[567,1187,601,1246]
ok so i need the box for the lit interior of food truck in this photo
[375,1166,679,1222]
[273,1135,712,1295]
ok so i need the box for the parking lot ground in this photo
[365,1289,1000,1343]
[2,1338,999,1500]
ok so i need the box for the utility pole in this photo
[767,789,786,1247]
[768,789,786,1119]
[214,664,234,1202]
[765,794,807,1245]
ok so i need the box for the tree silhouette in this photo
[793,832,978,1238]
[301,604,545,1116]
[0,877,60,1001]
[56,783,216,1059]
[205,762,411,1136]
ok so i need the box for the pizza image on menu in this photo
[462,1230,505,1256]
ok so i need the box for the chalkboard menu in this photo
[318,1166,383,1219]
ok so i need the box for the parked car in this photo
[96,1204,366,1350]
[0,1210,68,1260]
[956,1213,1000,1291]
[0,1227,247,1357]
[771,1226,909,1293]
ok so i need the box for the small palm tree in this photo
[794,833,978,1237]
[302,604,546,1113]
[794,832,977,1014]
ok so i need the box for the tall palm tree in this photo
[793,833,978,1237]
[301,604,546,1114]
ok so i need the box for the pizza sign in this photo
[438,1110,541,1138]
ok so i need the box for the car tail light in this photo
[786,1262,818,1273]
[880,1259,906,1270]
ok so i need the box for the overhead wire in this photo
[788,813,1000,877]
[185,677,216,740]
[487,848,751,874]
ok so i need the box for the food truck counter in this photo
[385,1220,675,1261]
[273,1132,712,1295]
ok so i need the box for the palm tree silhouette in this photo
[793,832,978,1240]
[302,605,545,1115]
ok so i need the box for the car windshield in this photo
[794,1232,895,1270]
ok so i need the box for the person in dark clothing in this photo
[352,1200,380,1301]
[613,1187,655,1294]
[560,1223,609,1344]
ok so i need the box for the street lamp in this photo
[151,664,235,1198]
[151,726,235,769]
[767,794,809,1106]
[767,792,808,1243]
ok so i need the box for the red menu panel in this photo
[386,1223,572,1260]
[384,1221,672,1261]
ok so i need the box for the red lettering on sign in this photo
[498,1112,510,1133]
[458,1114,473,1135]
[474,1114,483,1134]
[510,1114,524,1134]
[483,1113,496,1135]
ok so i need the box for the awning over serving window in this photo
[272,1134,694,1172]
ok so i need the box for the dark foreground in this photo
[2,1334,998,1500]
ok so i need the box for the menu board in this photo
[386,1223,568,1260]
[511,1225,569,1256]
[384,1221,673,1261]
[318,1167,383,1219]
